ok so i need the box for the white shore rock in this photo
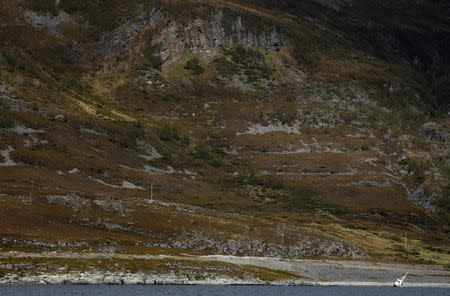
[1,252,450,287]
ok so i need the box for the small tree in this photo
[184,57,204,75]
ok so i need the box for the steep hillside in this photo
[0,0,449,282]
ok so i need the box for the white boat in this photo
[393,272,408,287]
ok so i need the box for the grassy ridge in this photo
[0,0,448,266]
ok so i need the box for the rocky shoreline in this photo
[0,271,264,285]
[1,253,450,287]
[2,273,450,288]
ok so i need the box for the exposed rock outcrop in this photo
[151,10,282,64]
[75,8,282,65]
[421,122,449,142]
[146,230,365,259]
[407,187,436,213]
[22,9,71,37]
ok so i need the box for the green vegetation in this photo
[436,186,450,225]
[110,121,145,149]
[24,0,143,38]
[184,57,204,75]
[0,114,14,129]
[220,8,272,35]
[218,172,319,210]
[25,0,58,15]
[153,120,241,171]
[88,164,107,175]
[143,44,162,70]
[214,56,237,77]
[405,157,429,183]
[435,155,450,225]
[157,0,212,21]
[286,30,321,66]
[158,121,191,146]
[215,46,273,82]
[60,0,142,38]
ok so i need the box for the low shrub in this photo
[0,115,14,129]
[158,122,191,146]
[143,44,162,70]
[184,57,204,75]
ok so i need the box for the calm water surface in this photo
[0,285,450,296]
[1,285,449,296]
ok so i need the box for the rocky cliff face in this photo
[150,9,282,64]
[69,7,282,65]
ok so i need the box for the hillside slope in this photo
[0,0,449,281]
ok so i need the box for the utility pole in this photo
[150,182,153,202]
[404,232,407,250]
[277,225,286,245]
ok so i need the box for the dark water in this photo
[0,285,449,296]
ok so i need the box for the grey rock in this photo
[93,198,130,217]
[0,237,87,249]
[0,146,16,167]
[408,187,436,213]
[152,10,282,65]
[0,81,15,100]
[14,75,24,85]
[23,9,71,37]
[23,137,49,148]
[420,122,448,142]
[76,8,282,66]
[47,194,89,211]
[137,139,162,160]
[313,0,351,11]
[146,230,365,259]
[0,83,51,118]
